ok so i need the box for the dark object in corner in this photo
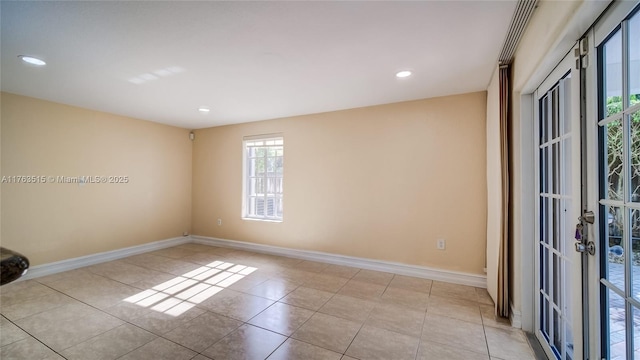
[0,247,30,285]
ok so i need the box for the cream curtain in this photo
[497,64,511,318]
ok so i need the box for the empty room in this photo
[1,0,639,359]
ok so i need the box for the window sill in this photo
[242,217,283,223]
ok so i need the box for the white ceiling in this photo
[1,1,517,129]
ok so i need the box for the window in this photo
[243,134,284,221]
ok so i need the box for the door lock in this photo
[580,210,595,224]
[574,220,596,255]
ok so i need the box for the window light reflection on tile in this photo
[193,268,222,281]
[121,259,258,316]
[216,262,235,270]
[205,271,234,285]
[137,292,170,307]
[175,283,211,300]
[182,266,212,278]
[151,297,182,312]
[153,277,188,291]
[165,301,195,316]
[228,265,247,273]
[217,274,244,287]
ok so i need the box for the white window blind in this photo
[243,134,283,221]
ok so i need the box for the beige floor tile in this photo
[191,355,213,360]
[337,280,386,300]
[122,254,200,276]
[0,280,58,305]
[476,287,494,305]
[296,260,330,273]
[197,289,275,321]
[244,279,300,301]
[421,313,488,355]
[484,326,536,360]
[248,302,314,336]
[221,249,259,261]
[179,252,229,266]
[0,247,538,360]
[175,243,218,252]
[127,272,180,291]
[208,246,244,256]
[267,338,342,360]
[129,305,205,335]
[15,302,123,352]
[429,281,479,302]
[1,291,76,321]
[163,311,242,352]
[388,275,432,294]
[364,302,424,337]
[321,264,360,279]
[302,273,349,293]
[480,304,512,329]
[36,270,113,293]
[277,269,319,284]
[351,269,394,286]
[63,279,142,310]
[85,260,169,286]
[318,294,376,323]
[1,336,64,360]
[427,295,483,324]
[267,256,304,268]
[61,324,156,360]
[148,247,199,259]
[223,273,271,293]
[203,324,287,359]
[381,287,429,311]
[417,340,490,360]
[0,316,29,346]
[291,312,361,353]
[280,286,334,310]
[118,337,196,360]
[103,301,153,322]
[346,325,419,360]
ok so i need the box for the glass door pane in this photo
[598,7,640,360]
[537,71,578,360]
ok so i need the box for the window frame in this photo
[241,134,284,222]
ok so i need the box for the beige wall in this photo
[1,92,192,265]
[485,66,501,303]
[193,92,488,275]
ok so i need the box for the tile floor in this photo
[0,244,538,360]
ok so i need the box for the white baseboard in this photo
[192,235,487,288]
[17,235,487,288]
[510,300,522,328]
[20,236,191,280]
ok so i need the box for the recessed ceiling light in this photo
[18,55,46,66]
[198,107,210,113]
[396,70,412,78]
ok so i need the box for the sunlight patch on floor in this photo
[123,259,258,316]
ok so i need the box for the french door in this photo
[535,48,584,360]
[595,3,640,359]
[533,2,640,359]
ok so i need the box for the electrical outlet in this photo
[217,218,222,226]
[437,239,446,250]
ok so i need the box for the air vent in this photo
[499,0,538,64]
